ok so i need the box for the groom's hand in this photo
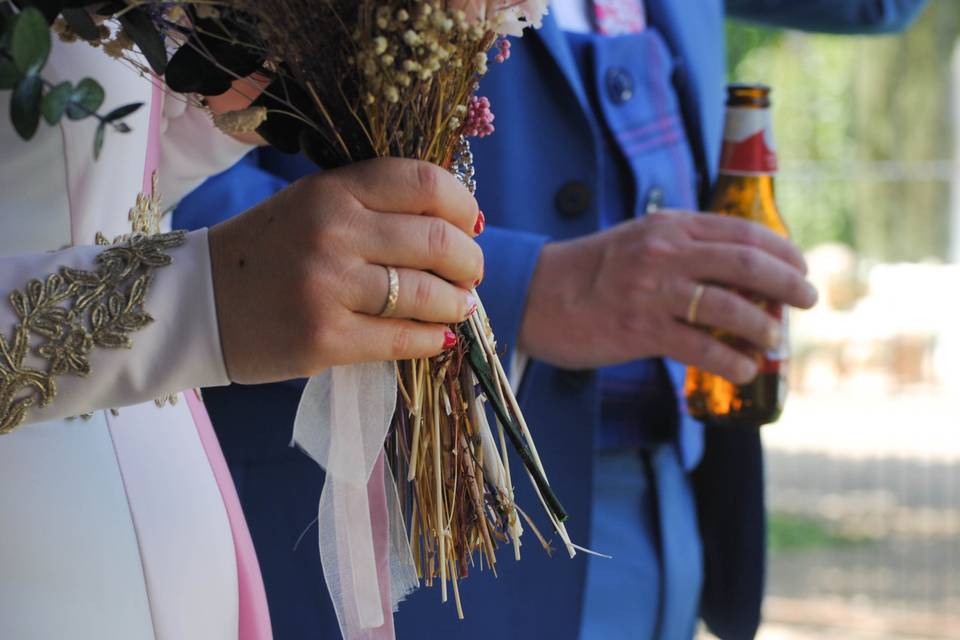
[209,158,485,384]
[518,210,818,384]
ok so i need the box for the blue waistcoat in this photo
[173,3,927,638]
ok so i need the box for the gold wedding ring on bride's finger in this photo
[686,284,706,325]
[379,265,400,317]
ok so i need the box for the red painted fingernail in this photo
[443,330,458,350]
[474,210,486,235]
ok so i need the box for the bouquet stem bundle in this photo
[389,296,572,614]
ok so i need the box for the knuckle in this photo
[700,338,727,369]
[736,247,761,278]
[308,311,339,360]
[412,275,435,311]
[427,218,453,263]
[646,211,669,225]
[740,221,761,247]
[415,161,440,201]
[713,290,739,319]
[391,326,414,358]
[635,234,660,259]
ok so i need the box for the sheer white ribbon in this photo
[293,363,418,640]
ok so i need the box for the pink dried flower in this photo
[494,38,511,63]
[463,95,495,138]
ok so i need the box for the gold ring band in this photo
[686,284,706,325]
[379,266,400,317]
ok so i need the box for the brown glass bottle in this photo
[684,84,789,427]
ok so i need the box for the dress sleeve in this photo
[158,96,255,207]
[0,228,230,432]
[726,0,928,34]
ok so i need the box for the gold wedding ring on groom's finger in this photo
[379,266,400,317]
[686,284,706,325]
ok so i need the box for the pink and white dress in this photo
[0,38,271,640]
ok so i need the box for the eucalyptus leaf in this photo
[117,7,167,75]
[65,77,104,120]
[10,73,43,139]
[104,101,142,122]
[13,0,63,24]
[0,56,20,90]
[93,120,105,159]
[61,8,99,41]
[0,25,19,90]
[10,7,50,74]
[41,80,72,124]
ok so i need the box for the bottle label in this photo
[719,107,778,176]
[761,302,788,375]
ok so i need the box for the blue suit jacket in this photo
[176,2,926,638]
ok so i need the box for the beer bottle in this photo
[684,84,789,427]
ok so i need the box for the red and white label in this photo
[761,302,789,375]
[719,107,778,176]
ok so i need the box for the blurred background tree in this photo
[727,4,960,262]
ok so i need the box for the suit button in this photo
[645,187,664,214]
[606,67,634,104]
[555,181,592,218]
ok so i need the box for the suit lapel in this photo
[530,11,594,126]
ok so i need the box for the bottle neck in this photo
[718,106,778,177]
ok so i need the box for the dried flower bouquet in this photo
[32,0,573,631]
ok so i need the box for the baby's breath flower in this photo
[384,86,400,103]
[402,30,422,46]
[103,30,134,59]
[52,18,79,43]
[373,36,388,55]
[474,51,489,75]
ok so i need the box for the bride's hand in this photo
[208,157,485,384]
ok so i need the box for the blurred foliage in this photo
[768,512,869,553]
[726,4,960,261]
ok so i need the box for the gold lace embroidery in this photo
[0,231,187,434]
[130,172,164,236]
